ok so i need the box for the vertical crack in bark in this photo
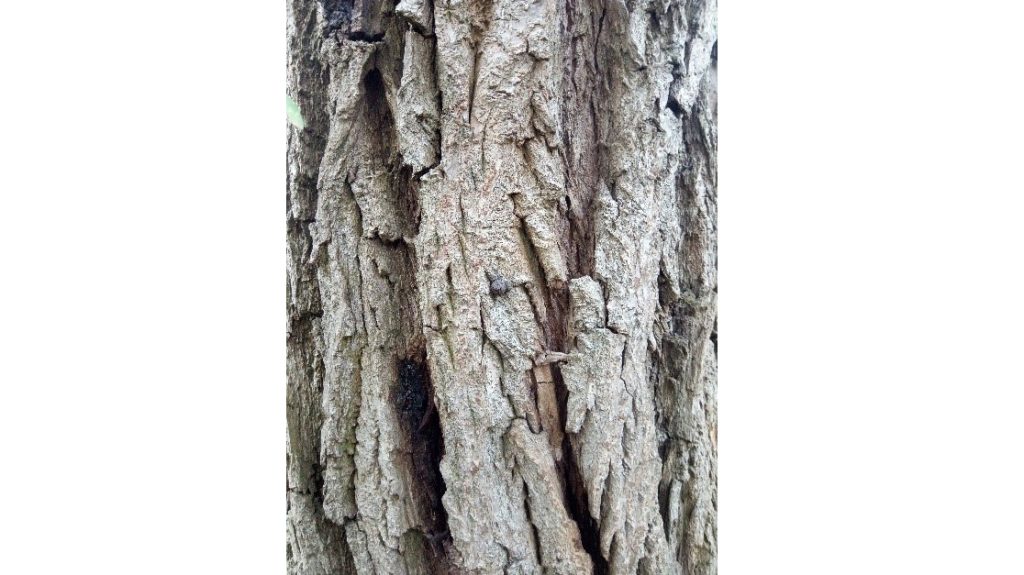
[465,0,493,125]
[393,354,452,572]
[554,362,609,575]
[520,481,545,569]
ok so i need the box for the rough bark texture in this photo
[287,0,716,573]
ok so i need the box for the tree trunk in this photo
[287,0,716,573]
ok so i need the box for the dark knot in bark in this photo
[489,274,511,296]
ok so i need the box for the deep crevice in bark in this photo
[561,443,608,574]
[309,462,326,504]
[397,164,420,238]
[521,484,546,569]
[393,354,452,570]
[552,363,607,574]
[666,93,684,117]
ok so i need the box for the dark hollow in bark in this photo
[393,354,452,570]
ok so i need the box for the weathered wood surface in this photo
[287,0,716,572]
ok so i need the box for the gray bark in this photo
[287,0,716,573]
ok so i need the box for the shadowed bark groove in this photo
[288,0,717,572]
[393,354,453,571]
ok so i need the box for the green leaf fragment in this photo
[286,95,305,130]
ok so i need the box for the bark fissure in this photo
[393,355,452,570]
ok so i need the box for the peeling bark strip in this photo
[287,0,717,573]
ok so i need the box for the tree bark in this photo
[287,0,716,573]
